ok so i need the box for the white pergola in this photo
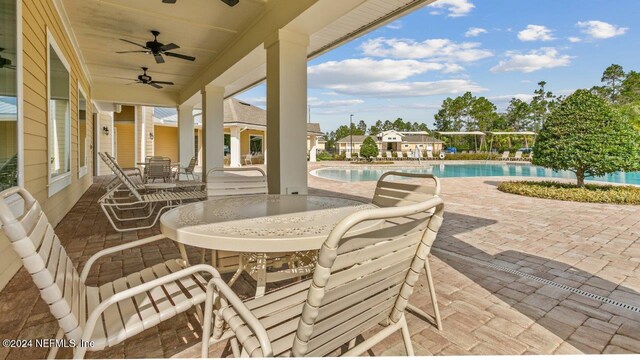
[433,131,487,151]
[65,0,440,194]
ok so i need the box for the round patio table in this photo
[160,194,382,295]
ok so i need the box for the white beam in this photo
[309,135,317,162]
[265,29,309,195]
[178,104,195,167]
[201,85,225,176]
[230,126,242,167]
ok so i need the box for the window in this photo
[250,135,262,154]
[78,86,87,177]
[0,0,19,191]
[48,33,71,195]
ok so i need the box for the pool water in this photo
[311,164,640,185]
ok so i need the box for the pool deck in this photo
[0,161,639,358]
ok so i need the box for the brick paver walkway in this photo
[1,161,639,358]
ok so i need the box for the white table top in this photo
[160,195,381,252]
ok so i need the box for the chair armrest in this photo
[202,277,272,357]
[80,234,166,283]
[82,264,220,347]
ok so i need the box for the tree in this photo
[601,64,626,103]
[530,81,557,132]
[620,70,640,105]
[357,120,367,134]
[434,97,455,131]
[504,98,532,131]
[469,96,499,131]
[359,136,379,160]
[533,89,640,187]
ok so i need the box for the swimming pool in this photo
[311,164,640,185]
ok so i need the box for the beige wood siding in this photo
[153,125,178,162]
[114,122,135,168]
[97,112,113,175]
[0,0,94,291]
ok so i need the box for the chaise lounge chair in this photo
[99,153,206,232]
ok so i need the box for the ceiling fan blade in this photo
[119,38,149,49]
[152,81,174,85]
[162,0,177,3]
[164,52,195,61]
[154,53,165,64]
[116,51,148,54]
[161,43,179,51]
[220,0,239,6]
[114,76,137,81]
[148,82,163,89]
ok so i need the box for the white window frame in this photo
[5,0,25,214]
[249,134,263,154]
[77,83,88,178]
[47,29,72,197]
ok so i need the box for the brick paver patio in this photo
[1,161,639,358]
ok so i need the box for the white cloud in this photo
[308,58,462,88]
[491,48,572,73]
[465,27,487,38]
[325,80,487,98]
[518,25,555,42]
[386,20,403,30]
[568,37,582,43]
[308,99,365,108]
[429,0,475,17]
[577,20,628,39]
[361,37,493,63]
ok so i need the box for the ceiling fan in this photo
[162,0,239,6]
[0,48,16,70]
[123,67,174,89]
[117,30,195,64]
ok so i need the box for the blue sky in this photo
[237,0,639,133]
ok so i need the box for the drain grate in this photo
[433,248,640,314]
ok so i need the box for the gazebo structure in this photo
[433,131,487,152]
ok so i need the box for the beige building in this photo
[149,98,324,166]
[336,130,444,155]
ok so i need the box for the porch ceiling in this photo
[59,0,436,108]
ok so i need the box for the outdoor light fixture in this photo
[102,126,110,136]
[149,132,154,140]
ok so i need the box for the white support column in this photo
[309,135,318,162]
[178,104,195,167]
[201,85,225,176]
[230,126,241,167]
[265,29,309,194]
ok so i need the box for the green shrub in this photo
[316,151,333,161]
[498,181,640,204]
[359,137,379,160]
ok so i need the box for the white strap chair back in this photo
[100,152,143,201]
[290,197,445,356]
[373,172,440,208]
[147,158,171,180]
[206,167,268,197]
[0,187,86,342]
[186,156,197,172]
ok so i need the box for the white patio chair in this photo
[345,152,352,161]
[398,151,407,160]
[201,195,445,357]
[145,157,172,183]
[99,153,206,232]
[376,153,383,161]
[372,171,443,331]
[499,151,510,161]
[426,150,435,160]
[244,154,253,165]
[510,151,523,161]
[0,187,220,359]
[386,151,393,160]
[176,156,198,181]
[206,167,310,296]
